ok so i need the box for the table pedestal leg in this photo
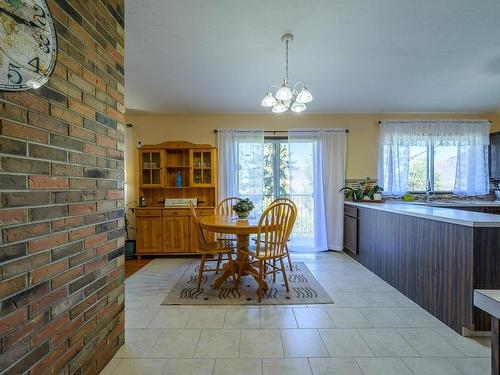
[212,234,268,290]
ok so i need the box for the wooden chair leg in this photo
[258,260,264,302]
[272,257,277,283]
[280,257,290,292]
[215,253,222,274]
[285,244,292,270]
[197,254,206,292]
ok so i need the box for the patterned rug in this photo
[162,262,333,305]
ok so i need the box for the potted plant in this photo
[124,201,136,258]
[370,185,384,201]
[339,186,365,201]
[232,198,255,220]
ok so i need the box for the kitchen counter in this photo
[345,201,500,227]
[474,290,500,375]
[344,202,500,334]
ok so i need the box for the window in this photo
[379,120,490,196]
[408,143,457,192]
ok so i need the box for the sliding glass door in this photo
[263,138,317,251]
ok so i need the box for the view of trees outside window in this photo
[408,144,457,192]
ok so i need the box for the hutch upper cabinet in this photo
[135,141,217,255]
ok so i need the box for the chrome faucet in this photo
[425,180,433,202]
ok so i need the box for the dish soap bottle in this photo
[176,171,182,188]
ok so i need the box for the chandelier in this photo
[261,33,313,113]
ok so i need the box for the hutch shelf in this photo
[135,141,217,256]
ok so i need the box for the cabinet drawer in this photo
[135,209,162,217]
[163,209,189,217]
[344,205,358,218]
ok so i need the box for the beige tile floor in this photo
[100,252,492,375]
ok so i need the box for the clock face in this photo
[0,0,57,91]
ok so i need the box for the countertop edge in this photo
[474,290,500,319]
[345,201,500,227]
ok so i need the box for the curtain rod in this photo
[379,120,492,124]
[213,129,349,134]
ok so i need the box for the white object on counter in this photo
[474,290,500,319]
[345,201,500,227]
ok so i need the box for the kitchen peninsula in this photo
[344,201,500,335]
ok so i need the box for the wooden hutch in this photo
[135,141,217,256]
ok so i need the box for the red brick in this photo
[0,275,27,299]
[53,340,84,374]
[84,256,107,273]
[29,286,68,316]
[3,92,49,114]
[52,266,84,289]
[2,310,49,350]
[106,190,123,200]
[69,125,96,142]
[69,202,95,216]
[29,259,68,285]
[95,240,117,256]
[28,111,68,135]
[106,147,123,160]
[69,226,95,241]
[0,308,27,336]
[107,86,124,103]
[0,209,27,226]
[96,134,116,148]
[83,143,106,156]
[82,70,106,92]
[84,233,107,249]
[31,312,70,347]
[69,317,96,346]
[29,175,69,190]
[57,51,82,75]
[52,216,84,232]
[29,232,68,253]
[2,120,49,143]
[30,341,68,375]
[3,222,50,243]
[106,106,125,123]
[69,99,95,119]
[50,104,83,126]
[52,315,84,347]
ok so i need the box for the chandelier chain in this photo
[285,39,289,83]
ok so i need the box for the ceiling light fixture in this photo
[261,33,313,113]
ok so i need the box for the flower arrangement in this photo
[232,198,255,219]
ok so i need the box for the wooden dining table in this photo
[199,214,267,289]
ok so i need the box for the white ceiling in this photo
[124,0,500,113]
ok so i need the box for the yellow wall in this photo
[125,112,500,205]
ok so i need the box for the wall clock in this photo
[0,0,57,91]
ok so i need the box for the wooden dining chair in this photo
[214,197,239,271]
[253,197,297,269]
[239,201,296,301]
[190,203,236,291]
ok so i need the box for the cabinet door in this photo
[190,149,215,187]
[162,216,190,252]
[343,215,358,255]
[140,150,164,187]
[490,132,500,180]
[136,216,163,253]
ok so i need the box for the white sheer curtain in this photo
[216,129,265,209]
[378,120,490,195]
[288,129,346,252]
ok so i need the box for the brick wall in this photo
[0,1,125,374]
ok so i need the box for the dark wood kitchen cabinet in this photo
[343,205,358,255]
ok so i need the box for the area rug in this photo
[162,262,333,305]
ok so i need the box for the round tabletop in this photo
[199,214,260,235]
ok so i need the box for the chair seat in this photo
[201,241,234,255]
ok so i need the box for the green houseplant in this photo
[370,185,384,201]
[124,201,136,258]
[339,187,365,201]
[232,198,255,219]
